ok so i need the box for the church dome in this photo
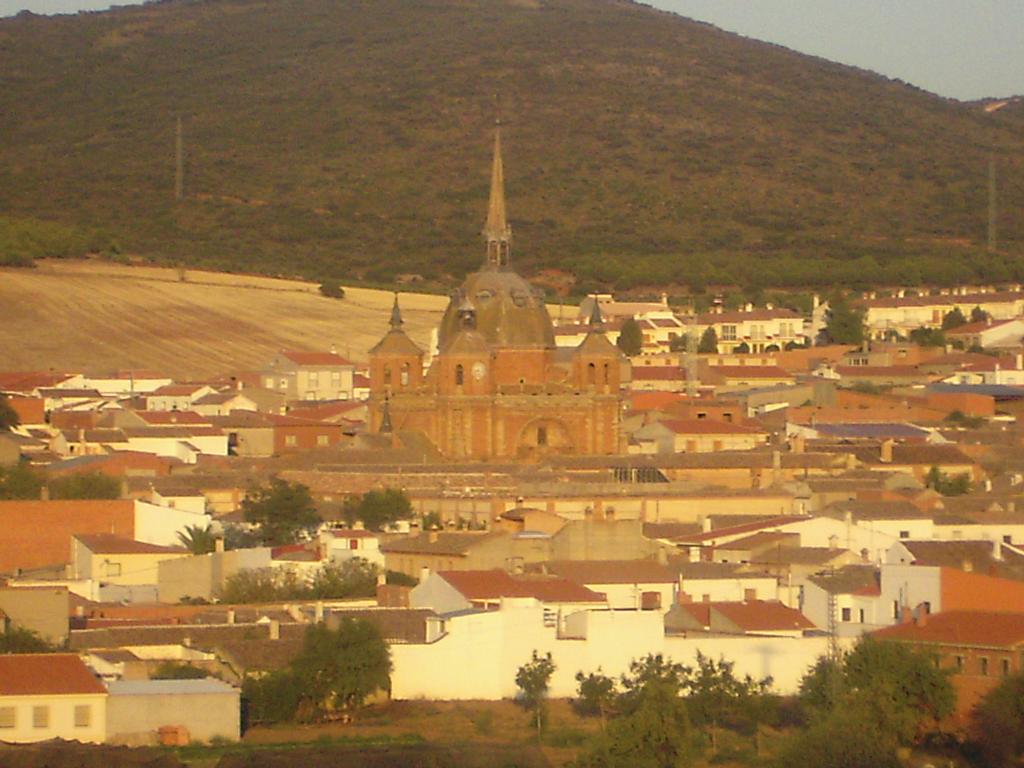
[437,267,556,351]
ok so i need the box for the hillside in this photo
[0,261,446,377]
[0,0,1022,291]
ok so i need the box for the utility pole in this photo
[175,115,184,202]
[987,154,997,253]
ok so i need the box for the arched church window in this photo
[587,362,596,385]
[603,363,610,384]
[400,363,410,386]
[383,366,392,386]
[537,426,547,446]
[455,364,464,386]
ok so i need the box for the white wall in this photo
[679,576,778,605]
[390,600,837,700]
[134,500,211,548]
[0,693,105,744]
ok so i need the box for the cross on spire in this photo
[483,122,512,268]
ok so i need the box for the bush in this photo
[319,280,345,299]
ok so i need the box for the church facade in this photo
[367,128,627,460]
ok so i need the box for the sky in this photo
[2,0,1022,102]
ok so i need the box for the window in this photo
[264,377,274,388]
[841,607,851,622]
[955,655,964,672]
[744,588,757,601]
[0,707,14,729]
[587,362,596,385]
[893,601,900,619]
[537,426,547,446]
[349,539,359,550]
[721,325,737,341]
[285,435,298,447]
[980,657,989,676]
[603,364,610,384]
[383,366,391,386]
[32,706,49,728]
[1004,535,1013,544]
[105,562,122,577]
[899,530,910,539]
[331,371,341,383]
[279,378,287,389]
[859,608,866,623]
[1002,658,1011,677]
[400,363,410,386]
[308,371,319,387]
[316,435,329,447]
[455,364,464,386]
[74,705,91,728]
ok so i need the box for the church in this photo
[367,128,627,460]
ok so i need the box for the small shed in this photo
[106,678,239,745]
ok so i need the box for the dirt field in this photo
[0,260,447,378]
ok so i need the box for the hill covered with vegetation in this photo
[0,0,1021,292]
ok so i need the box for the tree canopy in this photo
[516,650,556,737]
[0,463,44,500]
[0,394,19,432]
[341,488,413,532]
[47,471,121,500]
[941,306,967,330]
[821,292,865,345]
[697,327,718,354]
[242,477,320,545]
[616,318,643,357]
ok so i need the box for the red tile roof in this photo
[438,569,605,603]
[945,319,1018,335]
[280,350,354,367]
[629,392,689,411]
[631,367,687,381]
[136,411,210,425]
[74,533,187,556]
[0,500,136,573]
[541,560,677,585]
[0,654,106,695]
[709,366,793,379]
[659,418,765,435]
[873,611,1024,648]
[151,384,207,396]
[680,600,815,632]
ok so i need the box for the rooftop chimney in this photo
[268,619,280,640]
[880,439,894,464]
[215,537,225,554]
[226,609,235,625]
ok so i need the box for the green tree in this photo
[243,669,304,724]
[822,293,865,345]
[924,466,971,496]
[291,619,391,717]
[516,650,556,737]
[152,662,208,679]
[309,558,379,599]
[0,463,44,500]
[682,651,771,754]
[0,626,56,654]
[342,488,413,532]
[242,477,320,545]
[697,327,718,354]
[733,341,750,353]
[616,317,643,357]
[574,669,618,727]
[941,306,967,330]
[969,671,1024,767]
[177,524,218,554]
[970,305,990,324]
[908,327,946,347]
[0,394,19,432]
[47,471,121,500]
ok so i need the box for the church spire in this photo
[389,293,403,330]
[482,123,512,269]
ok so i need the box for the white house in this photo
[0,655,106,744]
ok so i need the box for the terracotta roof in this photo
[381,531,505,556]
[861,291,1024,310]
[834,365,924,378]
[136,411,210,425]
[0,372,78,394]
[0,499,135,573]
[540,559,677,585]
[0,654,105,695]
[659,418,765,436]
[709,366,794,379]
[631,366,687,381]
[807,565,880,595]
[438,569,604,603]
[827,500,931,521]
[74,533,187,556]
[680,600,815,632]
[750,546,851,566]
[673,516,808,544]
[279,350,354,367]
[151,384,208,396]
[873,610,1024,648]
[629,392,689,411]
[946,319,1019,336]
